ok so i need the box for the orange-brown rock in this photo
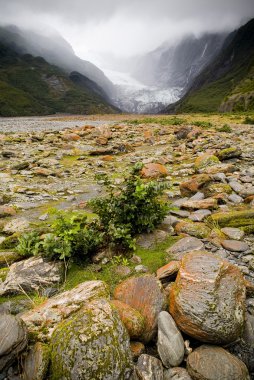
[102,155,114,161]
[114,275,166,342]
[144,130,154,144]
[156,261,180,280]
[96,136,108,145]
[170,251,246,344]
[140,163,169,178]
[0,206,16,218]
[62,133,80,141]
[180,174,211,197]
[187,345,250,380]
[130,342,145,360]
[181,198,218,210]
[111,300,145,339]
[244,279,254,297]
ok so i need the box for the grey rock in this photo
[3,218,30,235]
[163,215,180,228]
[157,311,185,368]
[22,342,50,380]
[170,210,190,218]
[189,192,205,200]
[51,299,133,380]
[189,209,211,222]
[164,367,192,380]
[229,181,244,194]
[228,193,244,204]
[136,354,163,380]
[0,256,64,295]
[0,314,27,371]
[135,265,149,273]
[221,240,249,252]
[167,236,204,259]
[137,230,169,249]
[221,227,245,241]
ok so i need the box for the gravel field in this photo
[0,115,116,133]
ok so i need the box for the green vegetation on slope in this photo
[0,42,118,116]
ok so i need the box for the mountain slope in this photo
[0,25,115,99]
[0,42,118,116]
[164,18,254,113]
[132,33,227,91]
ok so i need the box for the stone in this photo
[22,342,50,380]
[157,311,185,368]
[189,191,205,200]
[135,265,149,273]
[51,299,133,380]
[130,342,145,360]
[175,221,211,239]
[180,174,211,197]
[0,206,16,218]
[114,275,166,343]
[136,230,168,249]
[187,345,250,380]
[136,354,163,380]
[111,300,145,339]
[229,181,244,193]
[208,209,254,234]
[0,314,28,371]
[3,218,30,235]
[181,198,218,210]
[170,210,190,218]
[228,193,244,204]
[204,182,232,197]
[194,154,220,173]
[156,261,180,280]
[0,251,21,268]
[167,237,204,259]
[221,227,245,240]
[140,163,169,178]
[169,251,246,344]
[217,147,242,161]
[21,280,109,341]
[221,240,249,252]
[189,209,211,221]
[0,256,64,295]
[164,367,192,380]
[114,265,132,277]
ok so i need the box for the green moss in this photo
[208,209,254,232]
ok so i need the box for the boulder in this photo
[140,163,169,178]
[111,300,145,339]
[169,251,246,344]
[0,314,27,371]
[21,280,109,341]
[0,256,64,295]
[22,342,50,380]
[157,311,185,368]
[114,275,166,342]
[136,354,163,380]
[51,299,133,380]
[180,174,211,197]
[194,154,220,173]
[221,240,249,252]
[187,345,250,380]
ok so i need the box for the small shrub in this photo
[193,121,213,128]
[243,116,254,125]
[217,124,232,133]
[90,163,169,250]
[16,232,42,257]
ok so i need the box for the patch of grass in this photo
[192,120,213,128]
[126,117,186,126]
[0,294,28,305]
[217,124,232,132]
[244,116,254,124]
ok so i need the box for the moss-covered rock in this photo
[23,342,51,380]
[208,209,254,233]
[204,183,232,197]
[194,154,221,173]
[216,147,242,161]
[50,299,133,380]
[0,251,21,268]
[175,221,211,239]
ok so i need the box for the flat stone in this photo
[221,227,245,240]
[189,192,205,200]
[114,275,166,343]
[189,209,211,221]
[157,311,185,368]
[164,367,192,380]
[136,230,168,249]
[136,354,163,380]
[167,237,205,259]
[181,198,218,210]
[229,181,244,193]
[0,256,64,295]
[3,218,30,234]
[187,345,250,380]
[228,193,244,204]
[0,314,28,371]
[170,210,190,217]
[156,261,180,280]
[221,240,249,252]
[170,251,246,344]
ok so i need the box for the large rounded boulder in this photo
[50,299,133,380]
[169,251,246,344]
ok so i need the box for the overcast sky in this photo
[0,0,253,66]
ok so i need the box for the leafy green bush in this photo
[217,124,232,132]
[17,212,104,261]
[90,163,169,250]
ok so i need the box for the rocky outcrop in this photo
[169,251,246,344]
[51,299,133,380]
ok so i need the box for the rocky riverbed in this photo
[0,113,254,379]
